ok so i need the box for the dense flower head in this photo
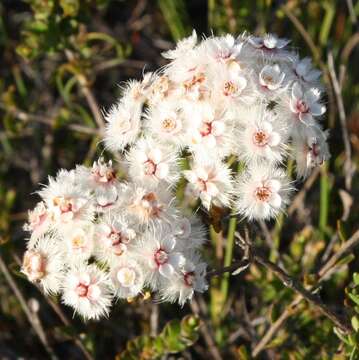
[22,31,330,319]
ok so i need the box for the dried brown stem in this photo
[0,102,101,136]
[65,50,105,129]
[327,51,353,191]
[0,254,58,359]
[288,168,320,216]
[222,0,237,33]
[209,230,357,356]
[281,4,336,127]
[253,252,351,333]
[11,253,94,360]
[190,299,223,360]
[252,229,359,356]
[207,258,250,279]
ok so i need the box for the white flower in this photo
[104,99,142,152]
[62,264,112,320]
[171,216,207,250]
[76,158,122,211]
[22,235,65,295]
[162,30,198,60]
[110,258,144,299]
[234,163,292,220]
[248,33,290,51]
[289,82,326,124]
[292,126,330,179]
[123,183,178,226]
[219,68,247,98]
[94,212,137,265]
[258,64,286,93]
[39,169,94,228]
[293,57,321,84]
[159,254,207,306]
[63,223,94,264]
[145,100,190,148]
[23,201,51,241]
[126,137,179,188]
[146,74,179,105]
[183,157,233,210]
[201,34,243,71]
[188,102,235,157]
[236,106,288,164]
[121,79,149,104]
[135,227,185,289]
[181,68,209,101]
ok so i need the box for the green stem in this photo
[220,215,237,302]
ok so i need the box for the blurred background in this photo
[0,0,358,359]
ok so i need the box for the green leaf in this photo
[117,315,200,359]
[352,316,359,332]
[353,273,359,286]
[349,293,359,307]
[157,0,190,41]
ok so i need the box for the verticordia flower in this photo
[22,31,330,319]
[22,235,65,295]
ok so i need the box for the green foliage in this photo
[336,273,359,359]
[16,0,118,60]
[117,315,200,360]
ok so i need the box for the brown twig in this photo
[65,50,105,129]
[0,254,58,360]
[288,168,320,216]
[12,254,94,360]
[281,4,336,127]
[207,258,250,279]
[252,299,301,357]
[281,5,323,66]
[339,32,359,88]
[208,241,351,334]
[327,51,353,191]
[190,298,223,360]
[318,229,359,278]
[253,252,351,333]
[0,102,101,136]
[251,229,359,356]
[208,229,356,356]
[222,0,237,33]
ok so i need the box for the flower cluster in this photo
[23,32,330,319]
[23,159,207,320]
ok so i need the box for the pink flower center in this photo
[311,143,319,157]
[215,51,231,62]
[154,249,168,266]
[76,283,89,297]
[296,100,309,114]
[253,130,269,147]
[200,122,212,137]
[184,272,195,287]
[144,160,157,175]
[197,178,208,192]
[255,186,272,202]
[109,230,129,256]
[92,168,116,183]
